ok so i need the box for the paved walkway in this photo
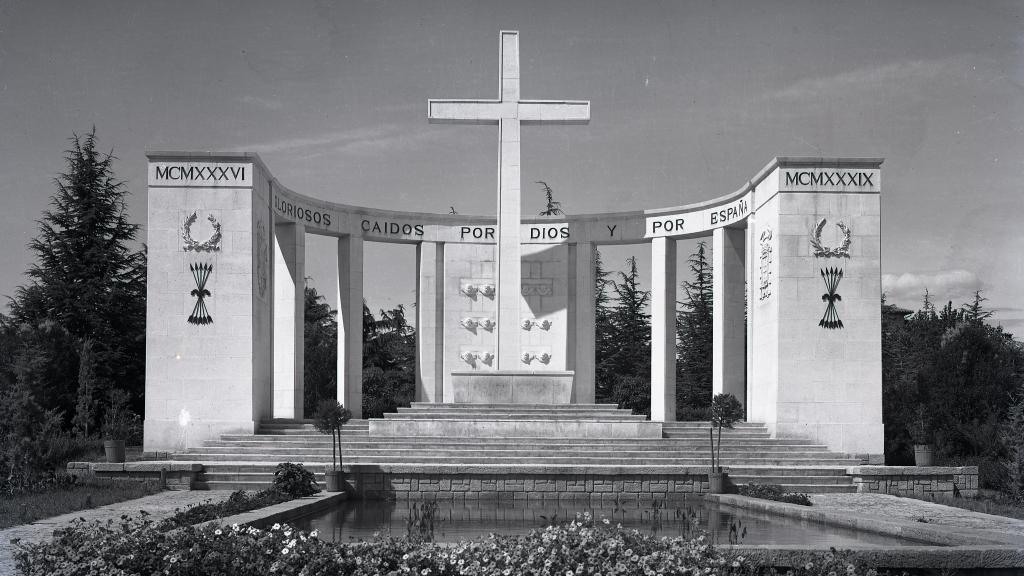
[811,493,1024,544]
[0,490,234,575]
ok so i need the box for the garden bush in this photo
[158,489,293,530]
[272,462,320,497]
[738,483,813,506]
[15,513,891,576]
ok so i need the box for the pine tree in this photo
[536,181,564,216]
[362,304,417,417]
[72,339,102,437]
[677,241,714,415]
[963,290,993,322]
[593,249,616,402]
[605,257,652,415]
[303,280,338,416]
[4,129,146,418]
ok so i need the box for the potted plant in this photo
[911,405,934,466]
[313,399,352,492]
[708,393,745,494]
[102,391,133,463]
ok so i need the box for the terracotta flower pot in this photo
[325,470,343,492]
[104,440,126,463]
[913,444,934,467]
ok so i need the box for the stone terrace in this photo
[169,404,865,495]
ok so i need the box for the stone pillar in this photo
[650,237,677,422]
[337,235,364,418]
[749,160,884,461]
[568,242,596,403]
[712,226,746,407]
[143,153,273,452]
[416,242,445,403]
[495,116,522,370]
[273,222,305,419]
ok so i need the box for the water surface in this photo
[290,496,926,547]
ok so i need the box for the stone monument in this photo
[428,30,590,404]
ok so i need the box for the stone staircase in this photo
[175,404,861,493]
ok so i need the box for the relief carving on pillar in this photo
[521,318,553,331]
[809,218,851,258]
[521,279,553,296]
[256,218,268,298]
[758,227,773,302]
[819,267,844,329]
[187,262,213,325]
[521,349,552,365]
[460,350,494,367]
[182,211,222,252]
[460,317,495,333]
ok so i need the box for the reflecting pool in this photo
[289,496,928,546]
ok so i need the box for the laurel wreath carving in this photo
[809,218,851,258]
[182,211,222,252]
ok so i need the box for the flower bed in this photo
[14,513,891,576]
[736,483,813,506]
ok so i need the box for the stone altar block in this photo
[451,370,575,404]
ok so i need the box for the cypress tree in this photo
[605,257,652,415]
[677,241,713,416]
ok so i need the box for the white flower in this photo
[272,523,281,530]
[214,529,222,536]
[310,529,318,538]
[231,523,239,531]
[281,547,289,555]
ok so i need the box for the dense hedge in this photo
[14,513,891,576]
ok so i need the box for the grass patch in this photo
[900,491,1024,520]
[0,476,162,529]
[736,483,812,506]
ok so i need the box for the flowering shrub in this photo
[15,513,894,576]
[738,483,813,506]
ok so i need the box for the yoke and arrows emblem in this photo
[809,218,851,258]
[819,267,843,329]
[188,263,213,325]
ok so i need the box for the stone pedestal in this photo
[450,370,575,404]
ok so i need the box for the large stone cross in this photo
[429,30,590,370]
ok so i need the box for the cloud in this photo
[237,94,284,110]
[238,123,444,157]
[882,269,983,309]
[764,58,951,103]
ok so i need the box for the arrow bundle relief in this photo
[188,262,213,325]
[819,267,843,329]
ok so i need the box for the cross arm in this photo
[518,100,590,125]
[428,99,504,125]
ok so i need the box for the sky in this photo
[1,0,1022,333]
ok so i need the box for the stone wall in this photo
[348,472,708,501]
[68,461,201,491]
[846,466,978,498]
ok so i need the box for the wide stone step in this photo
[222,433,810,445]
[728,475,852,485]
[378,414,648,421]
[205,439,828,450]
[177,453,860,465]
[409,403,621,410]
[187,447,837,459]
[257,429,371,436]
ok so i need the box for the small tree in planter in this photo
[708,393,744,493]
[910,405,934,466]
[101,390,134,463]
[313,399,352,492]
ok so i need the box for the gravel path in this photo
[0,490,234,575]
[811,493,1024,544]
